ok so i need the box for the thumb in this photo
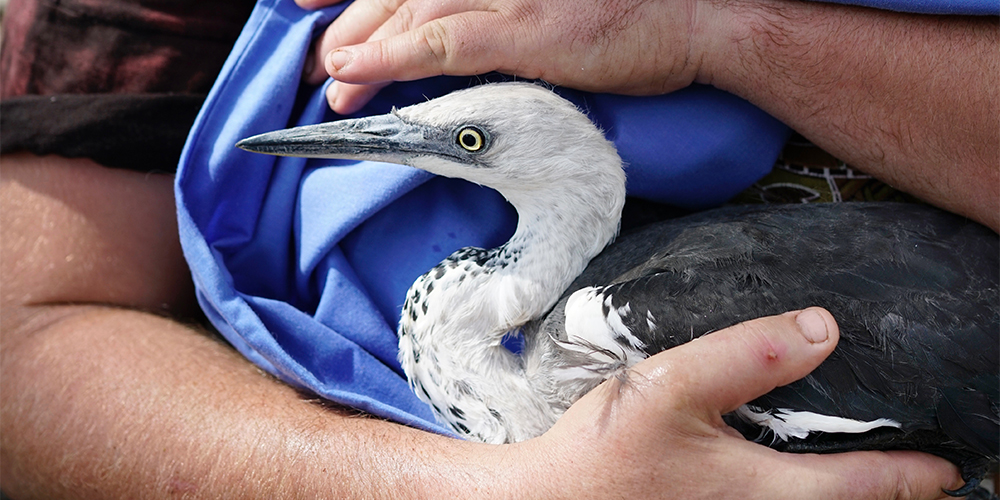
[631,308,968,500]
[631,307,839,421]
[325,13,520,113]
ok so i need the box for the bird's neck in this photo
[398,182,624,442]
[498,193,622,319]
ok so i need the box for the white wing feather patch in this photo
[736,405,901,441]
[564,287,648,366]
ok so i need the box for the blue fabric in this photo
[822,0,997,14]
[175,0,987,435]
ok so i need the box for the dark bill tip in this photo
[235,132,291,156]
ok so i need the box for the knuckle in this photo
[420,21,453,67]
[634,357,697,413]
[391,2,417,33]
[374,0,404,18]
[843,455,907,500]
[373,41,394,68]
[366,0,403,32]
[889,462,915,500]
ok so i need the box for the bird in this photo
[237,82,999,496]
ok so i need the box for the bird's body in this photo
[238,82,999,494]
[535,203,998,469]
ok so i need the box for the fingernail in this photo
[328,49,351,72]
[796,308,830,343]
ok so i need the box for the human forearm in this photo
[0,306,511,499]
[0,304,962,499]
[696,0,999,230]
[0,155,514,499]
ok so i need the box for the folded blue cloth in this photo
[826,0,996,14]
[175,0,991,434]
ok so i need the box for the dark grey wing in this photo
[544,203,998,468]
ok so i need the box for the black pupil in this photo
[462,132,477,147]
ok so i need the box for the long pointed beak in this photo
[236,113,448,163]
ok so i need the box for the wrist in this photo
[689,0,777,94]
[688,0,743,91]
[369,432,530,500]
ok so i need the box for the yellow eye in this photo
[457,127,485,152]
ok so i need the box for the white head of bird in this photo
[238,83,626,442]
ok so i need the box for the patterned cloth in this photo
[0,0,255,171]
[733,134,922,205]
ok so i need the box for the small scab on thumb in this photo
[795,308,831,344]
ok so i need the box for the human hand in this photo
[504,308,963,499]
[297,0,711,114]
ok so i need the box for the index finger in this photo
[763,448,964,500]
[304,0,409,84]
[323,10,525,113]
[305,0,488,85]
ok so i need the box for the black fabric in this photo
[2,0,255,97]
[0,0,254,171]
[1,93,205,172]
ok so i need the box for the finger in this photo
[631,307,839,420]
[325,13,522,111]
[765,449,963,500]
[328,13,516,81]
[848,451,963,500]
[295,0,351,9]
[360,0,492,47]
[326,81,388,115]
[305,0,410,84]
[307,0,487,84]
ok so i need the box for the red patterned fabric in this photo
[0,0,255,171]
[2,0,254,97]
